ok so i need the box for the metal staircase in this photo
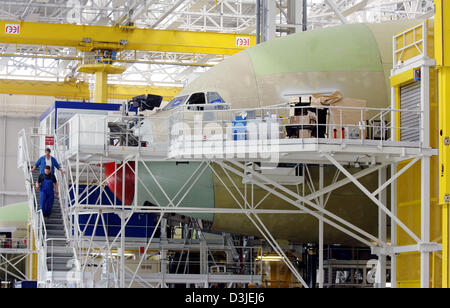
[31,169,74,273]
[19,130,77,287]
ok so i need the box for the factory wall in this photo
[0,94,54,208]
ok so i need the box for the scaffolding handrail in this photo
[393,21,429,69]
[53,145,80,268]
[48,103,425,164]
[17,128,49,282]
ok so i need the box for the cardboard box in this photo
[287,128,312,139]
[290,112,317,125]
[312,91,344,106]
[290,115,309,125]
[298,129,312,138]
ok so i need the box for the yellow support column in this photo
[78,63,126,104]
[27,227,37,281]
[95,70,108,104]
[439,66,450,288]
[435,0,450,288]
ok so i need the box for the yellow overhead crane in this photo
[0,21,256,103]
[0,21,255,55]
[0,79,182,102]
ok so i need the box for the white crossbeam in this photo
[323,153,421,243]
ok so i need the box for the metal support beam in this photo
[95,70,108,104]
[318,165,324,288]
[420,63,431,288]
[151,0,186,28]
[324,0,348,24]
[0,20,255,55]
[421,156,431,288]
[323,153,421,243]
[261,0,276,42]
[390,163,398,288]
[286,0,303,34]
[302,0,307,32]
[371,158,420,197]
[375,167,387,288]
[372,243,442,255]
[256,0,261,44]
[221,161,380,246]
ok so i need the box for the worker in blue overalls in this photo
[35,166,58,217]
[31,148,64,175]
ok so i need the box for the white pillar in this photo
[318,165,324,288]
[287,0,304,34]
[376,167,387,288]
[200,240,208,275]
[420,65,431,288]
[262,0,276,42]
[120,213,125,288]
[421,157,431,288]
[390,163,398,288]
[161,218,167,241]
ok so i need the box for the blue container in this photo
[233,115,247,141]
[15,281,37,288]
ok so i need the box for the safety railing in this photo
[37,210,48,283]
[55,114,170,157]
[23,128,80,277]
[168,103,423,158]
[17,129,49,281]
[18,128,79,284]
[52,145,80,272]
[52,103,424,162]
[53,147,75,241]
[81,245,263,278]
[393,21,429,69]
[0,238,28,250]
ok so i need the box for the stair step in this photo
[47,240,68,247]
[47,230,66,237]
[47,256,73,264]
[48,214,63,219]
[28,166,75,274]
[47,264,71,272]
[48,252,73,258]
[47,238,69,244]
[46,255,69,261]
[46,224,65,231]
[45,218,63,224]
[47,246,72,253]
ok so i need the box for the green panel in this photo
[136,162,215,221]
[248,23,383,76]
[0,202,29,223]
